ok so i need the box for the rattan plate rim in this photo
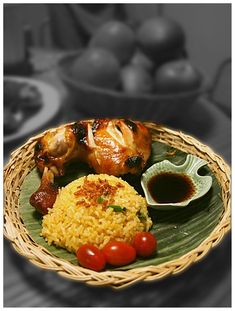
[4,121,231,289]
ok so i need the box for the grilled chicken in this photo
[30,119,152,213]
[35,119,151,176]
[29,167,58,215]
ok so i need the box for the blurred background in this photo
[4,3,231,307]
[4,3,231,78]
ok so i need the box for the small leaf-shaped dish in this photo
[141,154,213,210]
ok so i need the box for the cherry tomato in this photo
[132,232,157,257]
[76,244,106,272]
[103,241,136,266]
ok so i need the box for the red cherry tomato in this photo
[76,244,106,272]
[133,232,157,257]
[103,241,136,266]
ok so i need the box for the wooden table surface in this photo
[4,56,231,307]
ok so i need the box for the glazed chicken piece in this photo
[35,119,151,176]
[30,119,152,213]
[78,119,151,175]
[34,123,82,176]
[29,167,58,215]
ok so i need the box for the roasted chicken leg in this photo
[30,119,152,213]
[29,167,58,215]
[35,119,151,176]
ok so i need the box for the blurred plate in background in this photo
[4,76,62,145]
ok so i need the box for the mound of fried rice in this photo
[41,174,152,253]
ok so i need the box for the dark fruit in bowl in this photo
[137,17,185,63]
[130,50,155,73]
[89,20,136,65]
[154,59,202,94]
[71,48,121,90]
[121,64,154,94]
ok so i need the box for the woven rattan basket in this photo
[4,122,231,289]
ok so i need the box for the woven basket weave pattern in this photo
[4,122,231,289]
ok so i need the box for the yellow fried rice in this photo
[41,174,152,253]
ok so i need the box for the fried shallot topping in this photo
[74,177,124,208]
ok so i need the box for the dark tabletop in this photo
[4,58,231,307]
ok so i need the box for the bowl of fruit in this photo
[58,17,210,122]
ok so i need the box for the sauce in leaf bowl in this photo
[141,154,212,210]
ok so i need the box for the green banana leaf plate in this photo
[19,140,224,270]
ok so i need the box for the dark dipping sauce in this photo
[147,172,195,204]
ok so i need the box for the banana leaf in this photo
[19,141,223,269]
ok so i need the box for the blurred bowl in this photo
[58,52,210,122]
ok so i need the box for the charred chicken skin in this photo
[30,119,152,213]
